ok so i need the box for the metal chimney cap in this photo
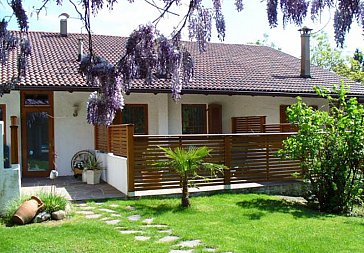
[58,13,70,19]
[298,26,313,34]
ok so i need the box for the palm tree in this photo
[158,146,227,207]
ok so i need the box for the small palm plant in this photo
[158,146,227,207]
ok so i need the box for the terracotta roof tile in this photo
[1,30,363,97]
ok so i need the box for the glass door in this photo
[21,91,54,177]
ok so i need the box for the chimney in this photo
[58,13,70,37]
[77,38,84,61]
[298,26,313,78]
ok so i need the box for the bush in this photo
[279,84,364,214]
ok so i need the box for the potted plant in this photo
[85,155,104,185]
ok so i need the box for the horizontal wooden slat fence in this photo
[132,133,300,191]
[95,124,300,193]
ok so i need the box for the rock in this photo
[33,212,51,223]
[52,210,66,220]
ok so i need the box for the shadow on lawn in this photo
[236,198,331,220]
[130,203,188,217]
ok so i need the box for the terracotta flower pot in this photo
[13,196,45,225]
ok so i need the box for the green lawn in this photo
[1,193,363,253]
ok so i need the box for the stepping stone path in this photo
[158,236,180,243]
[135,236,151,241]
[105,220,120,225]
[99,208,116,213]
[75,203,219,253]
[127,214,141,221]
[119,230,144,234]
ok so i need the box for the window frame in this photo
[181,104,207,134]
[113,104,149,135]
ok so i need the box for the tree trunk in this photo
[181,173,190,207]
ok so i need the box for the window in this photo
[182,104,207,134]
[0,104,6,143]
[24,94,50,105]
[113,104,148,134]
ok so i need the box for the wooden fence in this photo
[95,124,300,193]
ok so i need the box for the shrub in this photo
[279,84,364,213]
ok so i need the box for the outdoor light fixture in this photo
[73,103,81,117]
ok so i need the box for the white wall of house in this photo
[166,94,327,134]
[1,91,21,148]
[54,91,94,176]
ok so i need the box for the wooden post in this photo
[107,126,111,153]
[266,135,270,182]
[224,135,231,185]
[126,124,135,193]
[10,116,19,164]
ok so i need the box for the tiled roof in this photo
[1,30,363,97]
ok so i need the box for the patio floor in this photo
[21,176,126,201]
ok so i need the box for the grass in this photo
[1,193,363,252]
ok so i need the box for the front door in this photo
[21,91,54,177]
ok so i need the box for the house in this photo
[1,23,363,195]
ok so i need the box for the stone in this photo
[125,205,136,211]
[98,208,116,213]
[105,219,120,225]
[142,218,153,224]
[158,236,180,243]
[51,210,66,220]
[85,214,102,219]
[119,230,144,234]
[169,250,193,253]
[78,206,95,210]
[109,204,119,207]
[203,248,216,252]
[76,203,88,207]
[33,212,51,223]
[128,214,141,221]
[142,224,168,228]
[76,210,95,215]
[135,236,151,241]
[159,230,173,234]
[177,240,202,248]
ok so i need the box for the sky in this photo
[2,0,363,58]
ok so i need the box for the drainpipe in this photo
[298,26,313,78]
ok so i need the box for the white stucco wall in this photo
[167,94,327,134]
[0,91,21,149]
[124,93,169,134]
[98,151,128,194]
[54,91,94,176]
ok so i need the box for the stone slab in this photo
[135,236,151,241]
[128,214,141,221]
[177,240,202,248]
[158,236,180,243]
[85,214,102,219]
[105,219,120,225]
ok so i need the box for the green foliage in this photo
[311,33,364,84]
[37,191,69,214]
[85,155,104,171]
[157,146,227,207]
[279,84,364,213]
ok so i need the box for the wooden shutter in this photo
[208,104,222,134]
